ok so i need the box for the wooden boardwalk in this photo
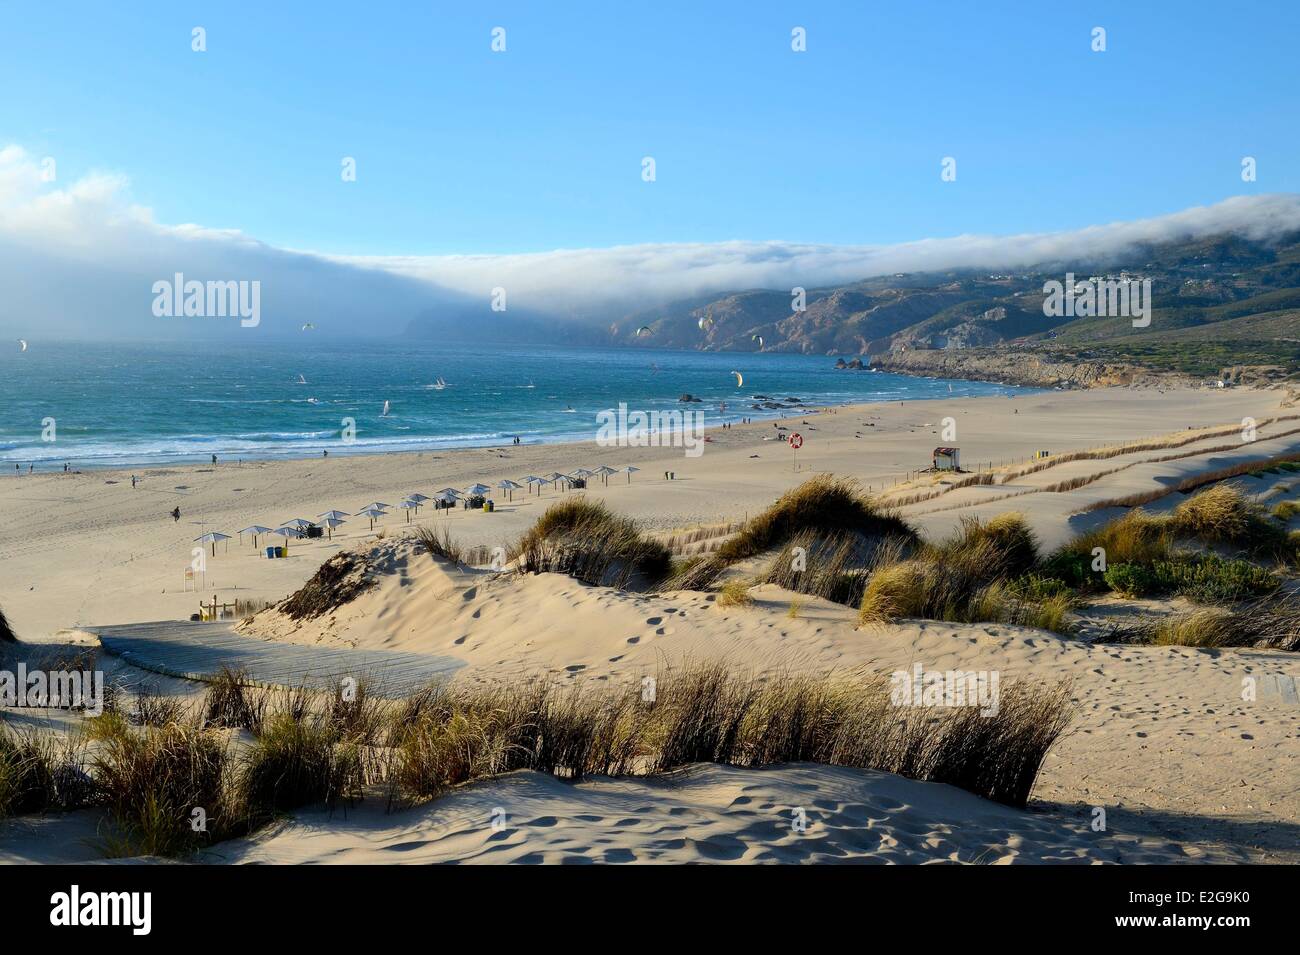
[92,621,464,697]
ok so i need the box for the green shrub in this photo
[1104,562,1155,597]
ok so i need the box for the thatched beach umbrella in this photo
[359,502,391,513]
[623,465,640,484]
[239,525,273,548]
[319,516,345,539]
[464,483,493,498]
[406,493,431,504]
[357,507,386,531]
[546,471,568,491]
[195,531,231,556]
[318,509,350,522]
[497,479,522,501]
[281,518,314,531]
[593,465,618,486]
[523,475,546,496]
[398,500,420,523]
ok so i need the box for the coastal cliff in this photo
[866,349,1188,390]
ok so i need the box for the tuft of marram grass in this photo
[201,668,266,733]
[716,580,754,607]
[90,717,236,858]
[387,664,1074,809]
[414,524,462,565]
[1272,500,1300,522]
[763,530,880,607]
[241,712,362,815]
[0,724,87,816]
[932,513,1039,579]
[1170,484,1290,558]
[1147,609,1238,648]
[1061,509,1173,566]
[716,475,917,563]
[510,498,671,587]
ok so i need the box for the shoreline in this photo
[0,388,1033,474]
[1,384,1295,643]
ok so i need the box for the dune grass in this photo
[510,498,672,587]
[1169,484,1291,558]
[388,664,1074,809]
[1146,609,1239,648]
[1272,500,1300,522]
[716,579,754,607]
[241,713,363,815]
[201,667,266,733]
[930,513,1040,578]
[717,476,917,563]
[1,658,1075,853]
[414,524,463,565]
[0,724,84,817]
[1060,509,1173,568]
[278,550,375,620]
[90,717,236,858]
[762,530,878,607]
[857,513,1072,634]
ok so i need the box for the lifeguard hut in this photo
[933,446,960,471]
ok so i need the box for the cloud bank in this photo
[345,194,1300,313]
[3,144,1298,338]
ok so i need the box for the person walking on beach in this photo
[171,506,181,522]
[211,454,217,465]
[131,474,137,488]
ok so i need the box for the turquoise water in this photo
[0,341,1029,468]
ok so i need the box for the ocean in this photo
[0,340,1029,469]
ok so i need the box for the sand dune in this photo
[198,763,1214,865]
[3,385,1298,865]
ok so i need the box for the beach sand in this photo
[0,384,1291,640]
[2,384,1298,864]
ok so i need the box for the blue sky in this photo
[2,0,1296,257]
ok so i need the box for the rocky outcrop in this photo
[869,348,1195,390]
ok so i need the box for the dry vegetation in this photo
[278,551,375,620]
[0,662,1075,857]
[509,498,671,588]
[717,476,917,563]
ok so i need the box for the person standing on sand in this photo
[171,506,180,522]
[131,475,137,488]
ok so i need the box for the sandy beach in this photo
[1,384,1292,640]
[3,383,1299,865]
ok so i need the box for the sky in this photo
[1,0,1298,336]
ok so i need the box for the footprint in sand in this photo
[645,616,663,626]
[565,664,586,673]
[626,636,640,644]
